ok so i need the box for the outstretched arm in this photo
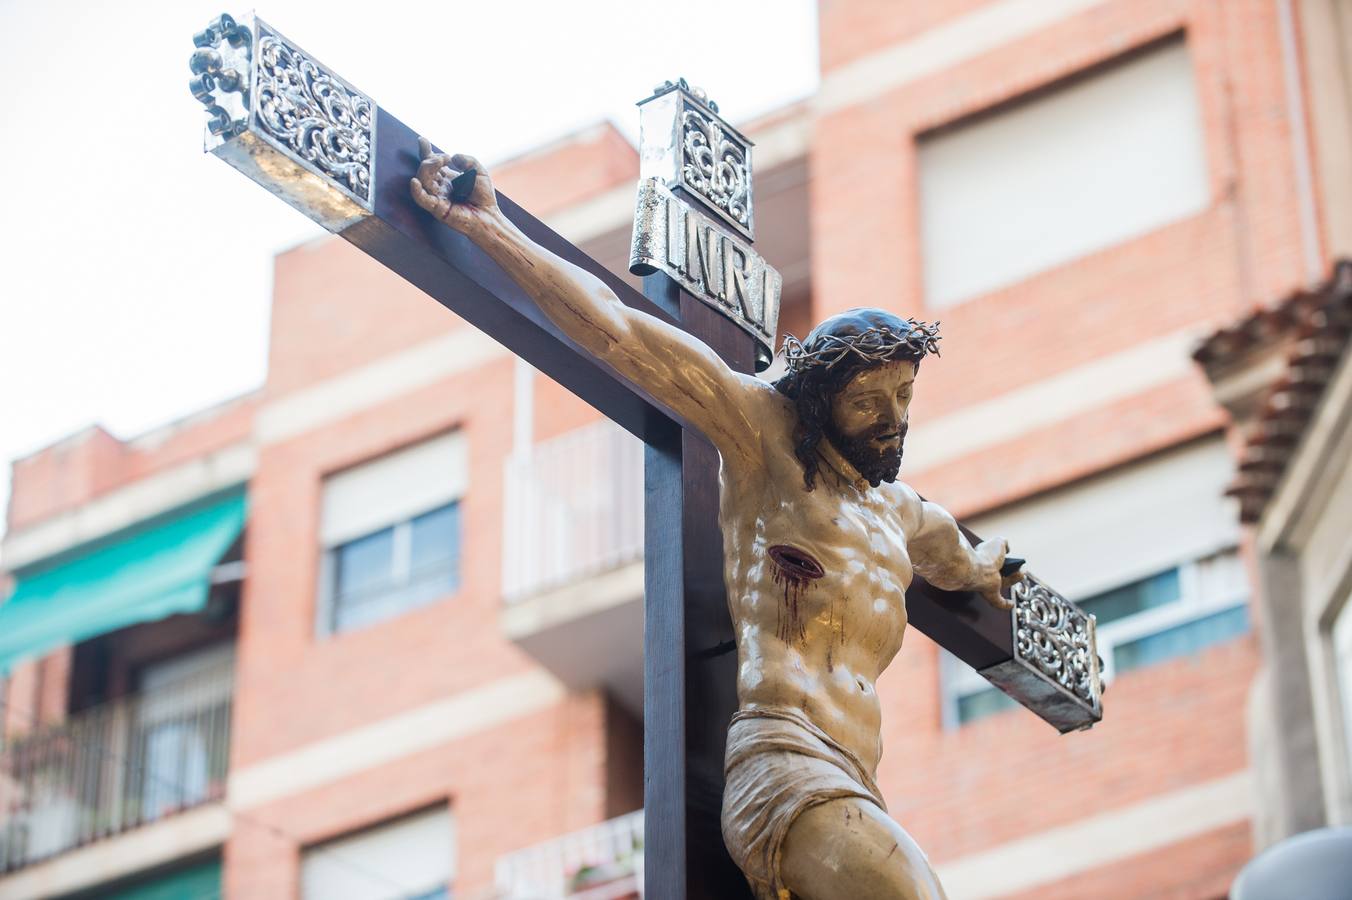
[410,143,763,463]
[899,485,1020,611]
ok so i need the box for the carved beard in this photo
[827,419,908,487]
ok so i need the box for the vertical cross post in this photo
[631,80,781,900]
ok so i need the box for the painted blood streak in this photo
[768,544,825,644]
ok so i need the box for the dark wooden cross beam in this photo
[189,15,1102,899]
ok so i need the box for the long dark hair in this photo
[772,308,939,491]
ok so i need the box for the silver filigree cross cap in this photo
[188,12,376,233]
[637,78,754,242]
[979,573,1104,732]
[630,80,780,371]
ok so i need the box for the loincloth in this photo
[721,705,887,899]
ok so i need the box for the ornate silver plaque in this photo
[630,179,781,368]
[979,573,1104,732]
[188,13,375,233]
[632,79,777,369]
[637,79,754,242]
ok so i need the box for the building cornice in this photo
[1,442,256,573]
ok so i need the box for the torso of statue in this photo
[718,386,918,775]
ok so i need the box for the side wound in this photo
[768,544,824,582]
[768,545,824,644]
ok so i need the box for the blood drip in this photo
[768,545,824,645]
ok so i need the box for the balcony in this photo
[501,421,645,713]
[495,809,644,899]
[0,648,233,873]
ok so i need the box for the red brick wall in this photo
[225,695,610,897]
[264,238,463,399]
[1001,821,1252,900]
[0,652,72,738]
[233,262,619,893]
[263,122,635,401]
[7,428,125,531]
[878,632,1257,865]
[6,394,256,533]
[810,0,1311,351]
[235,356,527,765]
[491,123,637,220]
[911,378,1228,520]
[817,0,995,73]
[603,696,644,819]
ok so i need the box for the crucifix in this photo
[189,14,1103,898]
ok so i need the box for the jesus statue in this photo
[412,142,1022,900]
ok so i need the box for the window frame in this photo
[941,550,1249,728]
[316,498,463,638]
[299,802,454,900]
[915,35,1210,309]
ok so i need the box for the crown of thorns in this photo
[780,319,941,375]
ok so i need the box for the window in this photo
[918,38,1209,308]
[319,432,467,635]
[329,503,462,633]
[137,643,235,820]
[301,805,454,900]
[940,440,1247,726]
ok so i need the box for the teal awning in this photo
[0,491,246,673]
[106,858,221,900]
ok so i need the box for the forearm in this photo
[466,210,631,358]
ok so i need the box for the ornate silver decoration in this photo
[1012,577,1099,708]
[254,28,373,203]
[189,14,252,140]
[636,79,755,241]
[979,573,1103,732]
[188,13,375,233]
[630,179,781,370]
[681,107,750,232]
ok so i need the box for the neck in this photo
[817,437,869,491]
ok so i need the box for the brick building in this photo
[2,1,1347,897]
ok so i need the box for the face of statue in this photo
[825,359,916,487]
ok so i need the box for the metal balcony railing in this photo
[494,809,644,899]
[503,420,645,603]
[0,654,234,873]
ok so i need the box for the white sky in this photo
[0,0,818,537]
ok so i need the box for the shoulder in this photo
[882,479,926,534]
[719,375,796,475]
[738,373,792,414]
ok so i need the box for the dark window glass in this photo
[956,686,1018,724]
[329,502,460,634]
[1077,568,1180,624]
[334,527,395,606]
[410,503,460,583]
[1114,605,1249,673]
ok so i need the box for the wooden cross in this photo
[188,15,1102,898]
